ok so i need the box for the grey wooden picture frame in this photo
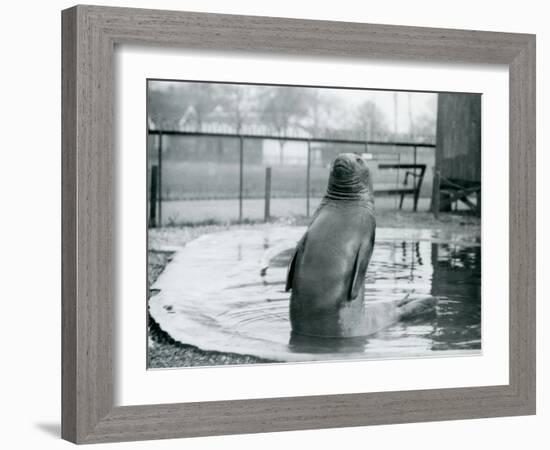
[61,5,536,444]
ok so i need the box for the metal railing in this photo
[147,129,435,226]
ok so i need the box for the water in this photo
[148,226,481,364]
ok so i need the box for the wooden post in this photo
[239,136,243,222]
[264,167,271,222]
[149,165,158,228]
[306,141,311,217]
[157,132,163,227]
[432,168,440,219]
[412,145,418,211]
[413,165,426,212]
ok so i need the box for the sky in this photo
[311,88,437,133]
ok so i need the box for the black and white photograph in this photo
[2,0,543,447]
[146,80,481,368]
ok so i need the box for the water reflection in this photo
[430,243,481,350]
[289,332,370,354]
[148,226,481,364]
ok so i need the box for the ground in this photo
[147,225,276,368]
[147,210,480,368]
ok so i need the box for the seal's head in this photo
[327,153,373,200]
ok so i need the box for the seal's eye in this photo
[356,157,364,164]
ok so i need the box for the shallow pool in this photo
[148,226,481,365]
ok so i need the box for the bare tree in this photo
[299,89,345,137]
[147,82,220,131]
[259,87,309,164]
[181,83,220,131]
[147,83,187,129]
[218,85,258,133]
[354,100,389,140]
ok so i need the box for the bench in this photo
[376,163,427,211]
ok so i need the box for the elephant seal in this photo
[285,153,435,338]
[285,153,377,337]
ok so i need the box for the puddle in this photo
[148,226,481,364]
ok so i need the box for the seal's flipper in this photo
[260,241,300,277]
[285,248,298,292]
[398,295,436,320]
[285,234,306,292]
[349,231,375,300]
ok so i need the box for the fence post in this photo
[157,132,163,227]
[149,165,158,228]
[264,167,271,222]
[306,140,311,217]
[239,135,244,222]
[413,145,418,194]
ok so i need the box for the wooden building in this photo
[432,93,481,215]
